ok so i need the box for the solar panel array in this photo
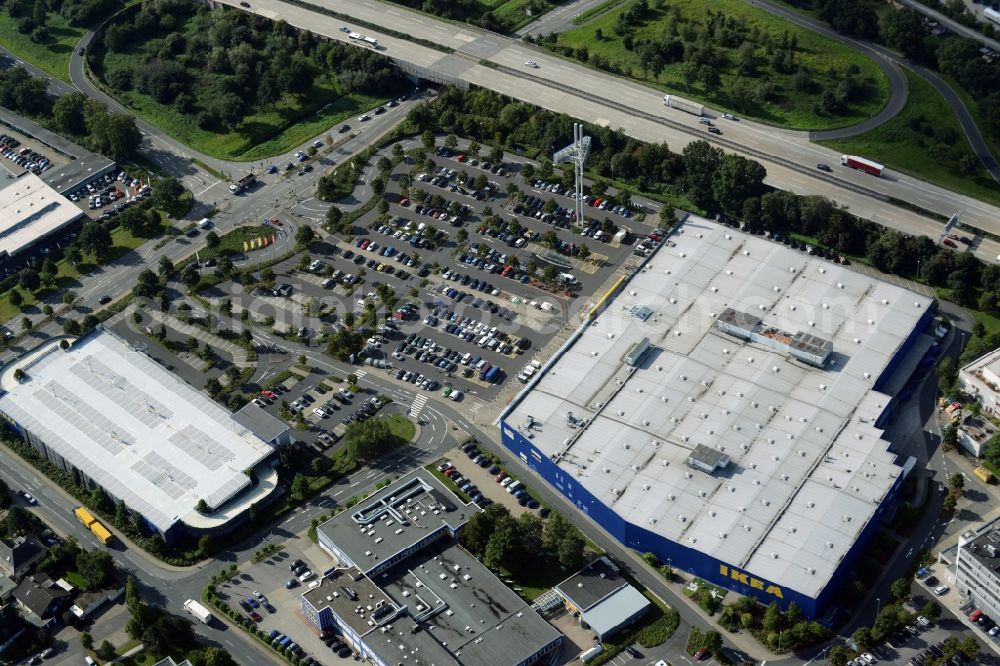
[131,451,197,500]
[168,424,234,471]
[70,355,174,427]
[35,382,130,454]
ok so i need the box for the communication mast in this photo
[553,123,591,230]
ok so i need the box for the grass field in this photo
[97,65,384,161]
[0,8,85,83]
[382,413,416,443]
[820,71,1000,207]
[555,0,890,129]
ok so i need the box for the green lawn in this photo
[382,413,416,443]
[427,465,473,502]
[0,7,85,83]
[198,225,273,262]
[819,70,1000,208]
[554,0,889,129]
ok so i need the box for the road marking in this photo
[409,394,428,418]
[349,481,359,487]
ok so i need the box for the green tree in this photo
[828,645,849,666]
[421,130,435,150]
[713,154,767,214]
[763,601,782,633]
[97,641,116,660]
[80,632,94,651]
[125,575,141,616]
[158,255,174,277]
[79,221,113,261]
[483,518,518,570]
[852,626,872,649]
[890,578,910,602]
[937,356,958,395]
[182,266,200,290]
[52,92,86,135]
[460,503,510,555]
[682,140,724,208]
[295,225,316,248]
[205,231,220,249]
[198,534,213,555]
[9,289,22,307]
[75,549,114,590]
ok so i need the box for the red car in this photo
[400,198,410,206]
[360,239,370,250]
[943,238,957,248]
[248,611,263,623]
[694,648,709,661]
[592,198,601,207]
[270,218,283,226]
[262,390,278,401]
[456,154,466,162]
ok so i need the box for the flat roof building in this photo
[554,556,651,640]
[960,348,1000,415]
[954,517,1000,622]
[306,471,562,666]
[499,216,934,619]
[0,173,85,261]
[0,330,279,541]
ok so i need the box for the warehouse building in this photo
[959,348,1000,415]
[0,330,280,543]
[499,216,934,619]
[0,173,85,264]
[305,471,562,666]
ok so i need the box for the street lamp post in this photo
[875,596,881,621]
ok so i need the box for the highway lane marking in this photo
[350,481,359,487]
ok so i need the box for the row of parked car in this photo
[0,135,53,174]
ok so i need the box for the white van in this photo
[298,570,315,583]
[506,480,521,494]
[557,272,578,285]
[500,477,515,488]
[462,352,472,365]
[198,218,212,229]
[475,359,489,371]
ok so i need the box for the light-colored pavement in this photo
[898,0,1000,52]
[218,0,1000,246]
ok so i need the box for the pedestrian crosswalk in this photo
[409,394,428,418]
[353,369,367,379]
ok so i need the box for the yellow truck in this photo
[90,521,114,546]
[74,506,114,545]
[974,466,996,484]
[73,506,96,528]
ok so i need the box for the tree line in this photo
[0,68,141,161]
[4,0,123,42]
[460,503,587,574]
[97,0,404,133]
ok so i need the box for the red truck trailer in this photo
[840,155,883,177]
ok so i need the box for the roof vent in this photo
[668,493,676,501]
[881,299,889,305]
[790,305,797,311]
[915,302,921,308]
[808,502,815,508]
[743,250,750,256]
[836,282,844,288]
[808,320,815,327]
[808,567,816,575]
[720,532,727,539]
[781,474,789,481]
[773,286,780,293]
[723,348,730,354]
[867,319,874,325]
[771,552,779,559]
[863,372,870,379]
[679,252,686,258]
[826,541,834,548]
[822,303,829,309]
[709,510,717,517]
[819,267,826,273]
[726,270,733,275]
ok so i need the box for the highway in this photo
[216,0,1000,254]
[897,0,1000,53]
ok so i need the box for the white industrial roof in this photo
[0,173,83,257]
[505,216,932,599]
[0,332,274,533]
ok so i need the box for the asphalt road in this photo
[514,0,614,37]
[897,0,1000,53]
[214,0,1000,242]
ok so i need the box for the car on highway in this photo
[707,126,721,135]
[339,26,350,32]
[358,114,371,122]
[22,491,37,505]
[816,163,832,172]
[722,113,736,120]
[98,295,111,305]
[525,61,538,68]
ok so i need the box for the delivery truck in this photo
[74,506,97,528]
[229,173,256,194]
[663,94,703,117]
[90,521,114,546]
[184,599,215,625]
[840,155,883,177]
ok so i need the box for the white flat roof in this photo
[0,173,83,257]
[0,332,274,533]
[505,216,932,599]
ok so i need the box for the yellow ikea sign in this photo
[719,564,784,599]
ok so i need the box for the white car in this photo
[722,113,736,120]
[860,652,876,664]
[22,492,37,505]
[358,114,371,122]
[525,61,538,68]
[934,585,949,595]
[448,390,462,401]
[313,407,328,418]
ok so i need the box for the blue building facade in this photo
[501,423,910,618]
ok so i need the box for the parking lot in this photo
[217,547,355,666]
